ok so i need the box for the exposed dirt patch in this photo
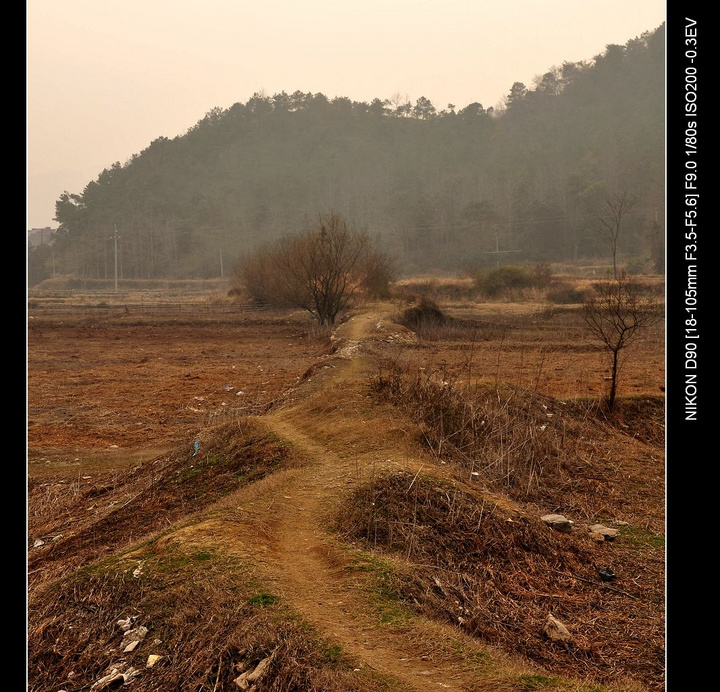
[389,301,665,402]
[27,306,329,471]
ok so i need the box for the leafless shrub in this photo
[232,212,396,325]
[594,189,638,279]
[397,297,447,331]
[395,298,504,342]
[545,279,590,304]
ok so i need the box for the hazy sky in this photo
[26,0,666,230]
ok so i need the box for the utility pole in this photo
[482,235,521,267]
[113,225,120,293]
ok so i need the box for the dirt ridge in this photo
[170,306,516,689]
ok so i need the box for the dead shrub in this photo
[232,212,395,325]
[398,297,447,329]
[369,359,565,497]
[545,280,589,304]
[395,298,495,342]
[474,265,550,299]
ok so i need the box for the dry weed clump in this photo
[395,297,506,342]
[367,358,665,529]
[335,470,664,691]
[28,419,303,590]
[545,279,591,305]
[28,545,388,692]
[604,396,665,446]
[369,358,566,497]
[473,264,552,300]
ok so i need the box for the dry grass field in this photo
[26,277,665,692]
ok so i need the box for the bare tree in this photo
[583,272,662,411]
[595,189,637,278]
[234,212,395,325]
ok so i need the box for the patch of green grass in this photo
[248,592,279,607]
[511,674,617,691]
[133,546,222,575]
[347,553,415,626]
[516,674,563,690]
[447,640,490,669]
[175,452,227,482]
[319,643,345,666]
[619,525,665,550]
[266,431,294,448]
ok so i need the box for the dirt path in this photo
[254,307,483,689]
[173,305,501,690]
[257,418,472,691]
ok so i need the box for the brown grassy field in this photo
[26,278,665,692]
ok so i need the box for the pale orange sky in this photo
[26,0,666,230]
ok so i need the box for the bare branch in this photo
[595,189,638,279]
[583,272,661,411]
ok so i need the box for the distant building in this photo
[28,227,57,247]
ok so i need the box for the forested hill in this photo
[46,23,664,281]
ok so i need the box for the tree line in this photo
[32,24,664,284]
